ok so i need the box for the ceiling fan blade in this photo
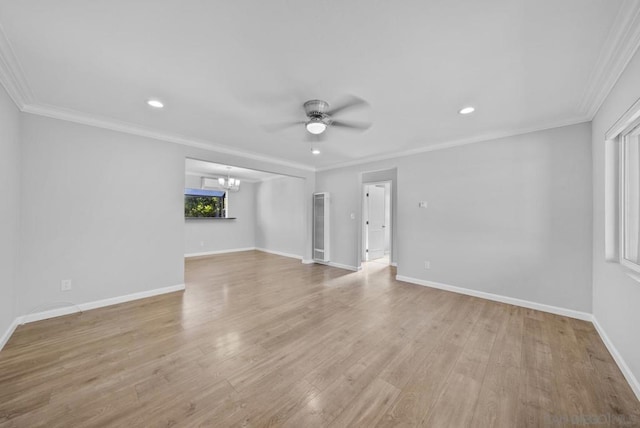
[263,121,305,132]
[331,120,372,131]
[326,95,369,116]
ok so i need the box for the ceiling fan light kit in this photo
[306,118,327,135]
[304,100,330,135]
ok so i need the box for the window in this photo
[607,97,640,272]
[620,118,640,271]
[184,188,226,218]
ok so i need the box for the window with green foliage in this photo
[184,188,226,218]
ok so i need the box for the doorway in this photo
[362,181,392,264]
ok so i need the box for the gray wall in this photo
[184,175,257,255]
[255,176,305,257]
[0,85,20,338]
[317,122,593,312]
[17,114,186,315]
[0,90,312,343]
[592,47,640,385]
[13,113,315,319]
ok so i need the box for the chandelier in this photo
[218,167,240,192]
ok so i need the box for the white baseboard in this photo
[19,284,186,325]
[313,261,360,272]
[0,317,20,352]
[301,259,314,265]
[185,247,256,258]
[395,275,592,321]
[396,275,639,401]
[592,317,640,401]
[255,247,302,260]
[329,262,359,271]
[2,271,638,403]
[187,247,308,263]
[331,262,360,271]
[1,283,186,351]
[391,262,398,267]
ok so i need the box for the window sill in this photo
[185,217,237,220]
[610,259,640,283]
[626,272,640,283]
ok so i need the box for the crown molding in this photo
[316,116,590,172]
[0,24,317,173]
[0,5,628,174]
[0,23,34,108]
[579,0,640,119]
[19,102,592,175]
[22,103,316,172]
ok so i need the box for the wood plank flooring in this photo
[1,250,638,427]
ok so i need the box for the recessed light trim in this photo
[147,99,164,109]
[459,106,475,115]
[311,148,321,155]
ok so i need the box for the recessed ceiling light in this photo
[311,148,321,155]
[147,99,164,109]
[459,106,475,115]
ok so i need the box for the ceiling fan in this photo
[265,96,372,137]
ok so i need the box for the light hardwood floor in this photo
[1,250,639,427]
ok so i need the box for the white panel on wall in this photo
[201,177,219,189]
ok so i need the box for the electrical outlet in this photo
[418,201,428,208]
[424,261,430,269]
[60,279,72,291]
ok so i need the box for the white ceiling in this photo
[185,158,284,183]
[0,1,637,170]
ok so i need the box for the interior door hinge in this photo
[366,221,369,225]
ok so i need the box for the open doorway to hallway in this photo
[362,181,392,265]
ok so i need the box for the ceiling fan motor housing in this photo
[299,98,370,135]
[304,99,330,118]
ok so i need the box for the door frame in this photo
[361,180,393,264]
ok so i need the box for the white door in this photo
[366,185,386,260]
